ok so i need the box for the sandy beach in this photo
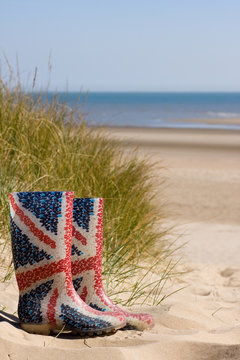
[1,126,240,360]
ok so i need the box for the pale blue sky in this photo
[1,0,240,91]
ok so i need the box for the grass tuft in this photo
[0,77,178,305]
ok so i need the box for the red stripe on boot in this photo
[47,288,59,325]
[16,259,66,291]
[63,192,77,302]
[72,226,87,245]
[94,198,105,299]
[71,257,96,276]
[80,286,88,302]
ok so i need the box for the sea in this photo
[47,92,240,130]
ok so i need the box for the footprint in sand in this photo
[192,286,211,296]
[220,268,235,278]
[221,268,240,287]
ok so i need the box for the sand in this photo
[1,126,240,360]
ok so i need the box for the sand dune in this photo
[0,126,240,360]
[1,263,240,360]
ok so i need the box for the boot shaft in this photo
[10,191,74,280]
[71,198,104,302]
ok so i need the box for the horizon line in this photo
[28,89,240,94]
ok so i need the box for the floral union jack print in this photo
[72,198,155,330]
[9,191,125,335]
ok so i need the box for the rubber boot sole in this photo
[21,322,125,336]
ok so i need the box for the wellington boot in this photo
[71,198,154,330]
[9,192,126,336]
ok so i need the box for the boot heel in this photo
[20,323,56,335]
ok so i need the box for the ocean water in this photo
[48,92,240,130]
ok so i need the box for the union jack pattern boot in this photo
[9,192,126,335]
[71,198,154,331]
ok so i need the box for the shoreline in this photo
[95,124,240,132]
[102,126,240,156]
[90,122,240,131]
[97,124,240,136]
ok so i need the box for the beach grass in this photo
[0,77,177,305]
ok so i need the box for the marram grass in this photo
[0,79,178,305]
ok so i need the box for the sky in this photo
[1,0,240,92]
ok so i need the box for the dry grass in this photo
[0,77,178,305]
